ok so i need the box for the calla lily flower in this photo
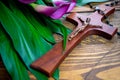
[19,0,107,19]
[52,0,76,12]
[30,2,76,19]
[19,0,76,19]
[30,0,76,19]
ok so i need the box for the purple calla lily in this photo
[53,0,76,12]
[30,0,76,19]
[18,0,76,19]
[19,0,36,4]
[53,0,76,6]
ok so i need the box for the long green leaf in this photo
[21,4,70,46]
[23,9,56,44]
[36,0,46,5]
[9,1,56,44]
[0,2,52,80]
[0,24,30,80]
[15,0,70,50]
[45,19,71,49]
[0,0,72,80]
[11,0,70,49]
[52,68,59,80]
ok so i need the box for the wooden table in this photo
[0,2,120,80]
[49,3,120,80]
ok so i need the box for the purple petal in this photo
[50,3,70,19]
[31,0,76,19]
[66,2,76,12]
[19,0,36,4]
[53,0,76,6]
[50,2,76,19]
[53,0,68,6]
[33,5,57,16]
[52,0,76,12]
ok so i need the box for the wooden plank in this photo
[57,37,120,80]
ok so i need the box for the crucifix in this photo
[30,4,118,77]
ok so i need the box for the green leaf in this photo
[36,0,46,5]
[23,9,56,44]
[45,19,71,50]
[52,68,59,80]
[0,1,71,80]
[9,0,56,44]
[0,2,51,80]
[0,25,30,80]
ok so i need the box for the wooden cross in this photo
[30,4,118,77]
